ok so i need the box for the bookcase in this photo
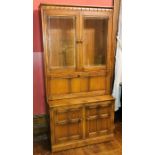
[41,4,115,153]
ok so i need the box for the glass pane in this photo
[84,18,108,67]
[47,16,76,69]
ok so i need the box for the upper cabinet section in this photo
[41,5,114,99]
[41,5,113,74]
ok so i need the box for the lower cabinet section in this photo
[49,96,115,152]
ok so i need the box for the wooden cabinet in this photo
[41,4,115,153]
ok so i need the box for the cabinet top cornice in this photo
[40,3,113,12]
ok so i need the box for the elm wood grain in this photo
[33,122,122,155]
[41,4,117,153]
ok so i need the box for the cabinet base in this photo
[52,133,114,152]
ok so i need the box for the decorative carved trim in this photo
[40,4,114,12]
[56,118,82,125]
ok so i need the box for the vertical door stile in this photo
[76,12,81,71]
[106,14,113,70]
[109,14,114,93]
[42,11,49,98]
[110,15,113,70]
[82,105,86,139]
[67,109,70,141]
[51,109,56,144]
[79,12,84,71]
[106,14,113,94]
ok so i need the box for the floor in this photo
[33,122,122,155]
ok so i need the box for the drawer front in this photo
[85,101,114,138]
[53,106,83,144]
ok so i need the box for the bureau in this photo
[40,4,115,153]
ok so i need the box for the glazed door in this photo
[81,11,113,71]
[42,9,80,74]
[47,16,76,70]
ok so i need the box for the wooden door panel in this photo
[54,107,83,144]
[55,124,68,143]
[86,102,113,138]
[55,107,82,122]
[69,123,81,137]
[49,79,69,95]
[89,76,106,91]
[71,77,88,93]
[99,104,112,114]
[86,105,98,117]
[97,118,110,134]
[56,110,68,122]
[86,119,97,137]
[69,108,81,119]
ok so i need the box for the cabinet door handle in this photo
[76,40,83,43]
